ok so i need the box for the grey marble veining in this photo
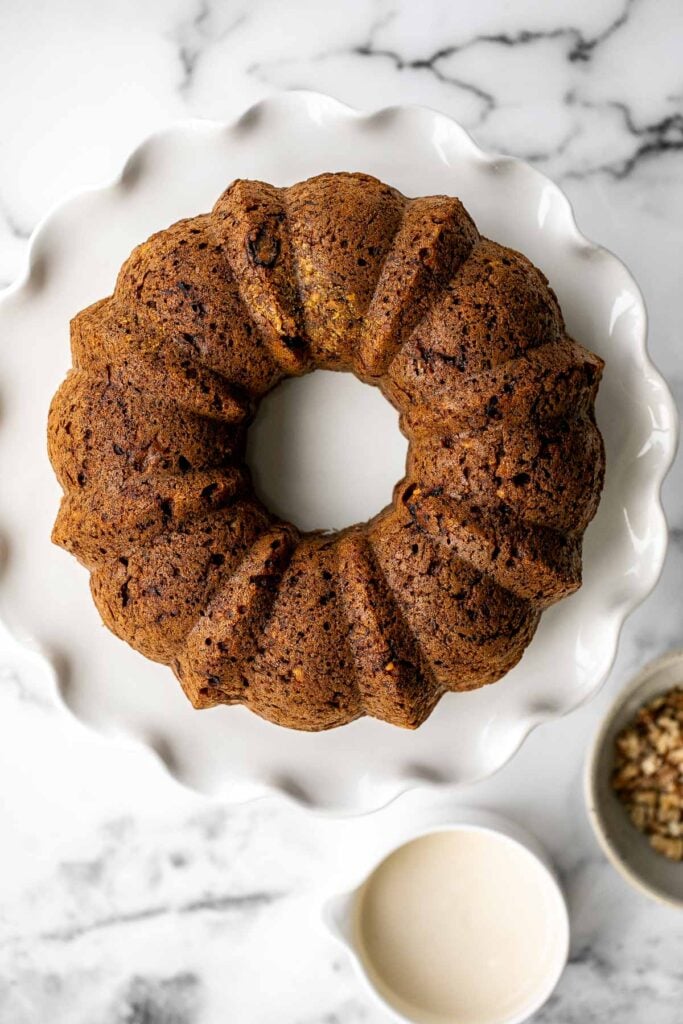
[0,0,682,1021]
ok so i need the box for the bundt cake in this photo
[47,172,605,731]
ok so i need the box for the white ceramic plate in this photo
[0,93,677,811]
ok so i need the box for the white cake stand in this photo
[0,93,676,811]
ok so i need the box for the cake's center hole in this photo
[246,370,408,532]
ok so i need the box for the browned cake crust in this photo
[47,172,605,731]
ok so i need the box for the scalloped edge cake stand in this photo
[0,92,677,812]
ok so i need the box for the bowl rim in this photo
[584,648,683,910]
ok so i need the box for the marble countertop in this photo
[1,0,682,1021]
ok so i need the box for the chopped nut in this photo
[617,732,641,759]
[659,716,679,734]
[611,686,683,862]
[630,805,650,830]
[292,666,304,682]
[650,834,683,861]
[655,733,676,755]
[612,762,639,789]
[658,793,681,817]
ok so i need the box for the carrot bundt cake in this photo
[47,172,605,731]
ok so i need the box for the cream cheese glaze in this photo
[353,829,567,1024]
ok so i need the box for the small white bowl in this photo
[323,808,569,1024]
[585,649,683,909]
